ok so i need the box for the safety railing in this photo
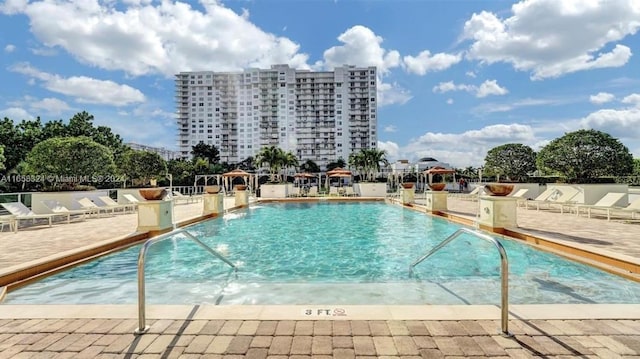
[134,229,237,335]
[409,228,511,336]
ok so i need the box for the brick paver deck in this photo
[1,195,640,358]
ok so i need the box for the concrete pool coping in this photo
[3,304,640,321]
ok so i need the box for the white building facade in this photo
[126,142,181,161]
[175,65,378,168]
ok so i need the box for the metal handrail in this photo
[409,228,511,337]
[134,229,237,335]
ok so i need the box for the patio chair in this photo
[592,197,640,221]
[98,196,136,213]
[307,186,319,197]
[288,187,303,198]
[329,186,340,197]
[572,192,627,218]
[123,194,140,204]
[518,187,557,207]
[528,187,580,212]
[458,186,484,201]
[76,197,115,217]
[0,215,17,233]
[509,188,529,199]
[172,191,199,204]
[0,202,59,232]
[41,200,89,222]
[344,187,358,197]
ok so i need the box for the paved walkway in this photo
[1,195,640,357]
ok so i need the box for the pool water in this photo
[5,202,640,305]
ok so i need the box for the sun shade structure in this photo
[222,168,250,178]
[326,167,352,176]
[423,166,456,175]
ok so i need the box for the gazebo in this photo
[222,169,252,193]
[325,168,352,188]
[423,166,456,190]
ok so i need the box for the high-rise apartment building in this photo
[175,65,377,168]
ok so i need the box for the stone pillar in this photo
[401,187,415,205]
[425,191,448,212]
[137,199,174,233]
[478,196,518,231]
[235,188,249,207]
[203,193,224,216]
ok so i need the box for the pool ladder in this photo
[409,228,512,337]
[134,228,237,335]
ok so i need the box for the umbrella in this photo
[326,167,352,175]
[294,173,315,178]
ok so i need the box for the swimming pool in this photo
[5,202,640,305]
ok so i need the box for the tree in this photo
[300,159,320,173]
[23,137,116,189]
[255,145,286,182]
[0,145,5,171]
[191,142,220,164]
[484,143,537,182]
[167,159,195,186]
[536,129,634,183]
[282,151,299,178]
[326,158,346,172]
[120,150,167,187]
[633,158,640,176]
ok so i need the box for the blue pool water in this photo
[5,202,640,305]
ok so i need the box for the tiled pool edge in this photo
[2,304,640,321]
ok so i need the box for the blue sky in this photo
[1,0,639,168]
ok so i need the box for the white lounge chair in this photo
[123,194,140,204]
[41,200,89,222]
[524,187,579,212]
[98,196,136,213]
[76,197,115,216]
[0,202,59,232]
[307,186,319,197]
[590,197,640,221]
[509,188,529,199]
[518,187,557,208]
[329,187,340,197]
[344,187,358,197]
[0,215,17,233]
[172,191,199,204]
[572,193,627,218]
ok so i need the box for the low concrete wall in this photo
[354,183,387,197]
[259,184,289,198]
[547,183,628,206]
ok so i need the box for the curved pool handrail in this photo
[135,228,237,335]
[409,227,511,337]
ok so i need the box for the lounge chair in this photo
[344,187,358,197]
[76,197,115,216]
[589,197,640,221]
[307,186,319,197]
[288,187,303,198]
[41,200,89,222]
[172,191,198,204]
[518,187,557,208]
[329,187,340,197]
[572,193,627,218]
[509,188,529,199]
[528,187,580,212]
[98,196,136,213]
[0,202,59,232]
[458,186,484,201]
[123,194,140,204]
[0,215,17,232]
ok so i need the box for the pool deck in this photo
[1,195,640,357]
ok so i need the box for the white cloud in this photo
[4,44,15,53]
[446,98,454,105]
[476,79,508,98]
[472,97,567,114]
[622,93,640,107]
[30,97,72,115]
[462,0,640,79]
[0,107,33,120]
[466,71,476,78]
[399,123,537,167]
[322,25,400,74]
[377,141,400,160]
[432,80,508,98]
[383,125,397,133]
[377,82,412,107]
[432,81,474,94]
[10,63,146,106]
[403,50,461,75]
[581,108,640,138]
[589,92,615,105]
[7,0,310,76]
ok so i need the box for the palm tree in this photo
[300,159,320,173]
[359,149,388,181]
[348,151,366,180]
[282,151,299,180]
[255,146,285,182]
